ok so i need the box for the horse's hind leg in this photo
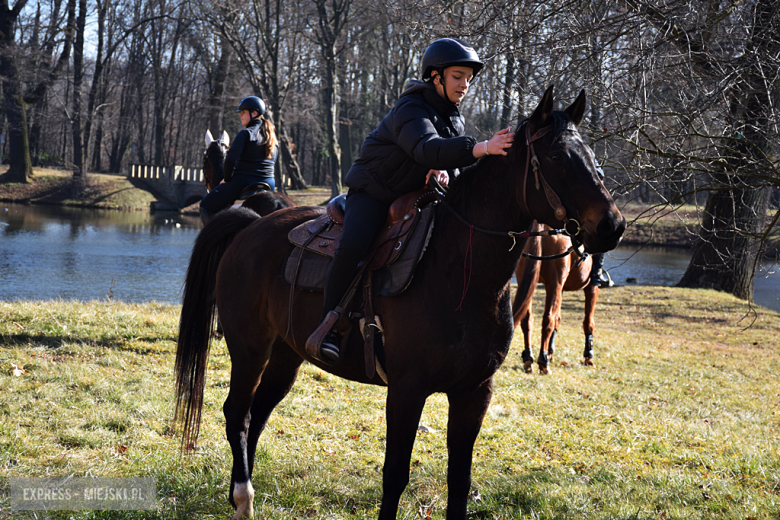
[243,340,303,484]
[446,379,493,519]
[582,284,600,366]
[222,333,299,519]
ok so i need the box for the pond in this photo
[1,202,778,312]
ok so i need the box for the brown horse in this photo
[512,221,600,375]
[176,86,626,520]
[202,129,295,215]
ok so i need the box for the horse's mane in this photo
[445,110,574,207]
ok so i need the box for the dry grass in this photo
[0,289,778,519]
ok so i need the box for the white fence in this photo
[128,164,204,184]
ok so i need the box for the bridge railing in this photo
[128,164,204,184]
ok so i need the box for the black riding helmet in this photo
[236,96,266,117]
[421,38,484,81]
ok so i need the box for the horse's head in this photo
[513,85,625,254]
[203,129,230,191]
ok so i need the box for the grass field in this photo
[1,287,778,519]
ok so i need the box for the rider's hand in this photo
[426,169,449,188]
[474,127,515,158]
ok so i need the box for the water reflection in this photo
[604,245,780,313]
[1,202,778,312]
[1,202,201,303]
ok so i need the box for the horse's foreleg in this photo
[378,384,428,520]
[519,306,534,374]
[539,285,564,375]
[582,285,599,366]
[445,379,493,520]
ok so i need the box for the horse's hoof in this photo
[582,357,594,367]
[539,366,550,375]
[523,361,533,374]
[232,482,254,519]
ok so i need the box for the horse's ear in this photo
[529,85,554,131]
[221,131,230,147]
[564,89,587,127]
[205,129,214,147]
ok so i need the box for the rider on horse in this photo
[200,96,278,225]
[307,38,515,364]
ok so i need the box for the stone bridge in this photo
[127,164,206,211]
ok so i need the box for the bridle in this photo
[431,121,588,262]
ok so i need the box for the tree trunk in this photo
[2,84,33,183]
[677,0,778,299]
[0,0,32,182]
[324,59,341,198]
[71,0,87,195]
[499,51,515,130]
[207,38,232,134]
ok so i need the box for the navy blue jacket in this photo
[345,80,478,204]
[224,118,277,182]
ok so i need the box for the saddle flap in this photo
[289,214,340,256]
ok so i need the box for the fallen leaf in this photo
[117,445,128,454]
[11,364,25,377]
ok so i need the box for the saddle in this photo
[285,188,440,378]
[237,182,272,200]
[286,188,440,295]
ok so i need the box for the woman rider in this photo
[307,38,515,364]
[199,96,278,225]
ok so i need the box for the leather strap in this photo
[362,271,376,379]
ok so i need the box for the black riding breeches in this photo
[321,191,389,319]
[199,175,275,214]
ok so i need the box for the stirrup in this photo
[305,308,344,364]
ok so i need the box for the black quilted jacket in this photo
[345,80,478,204]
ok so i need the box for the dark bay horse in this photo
[203,129,295,215]
[512,221,600,374]
[176,86,626,520]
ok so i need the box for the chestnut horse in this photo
[202,129,294,215]
[512,221,600,374]
[175,86,626,520]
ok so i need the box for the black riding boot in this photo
[199,207,216,226]
[590,253,613,287]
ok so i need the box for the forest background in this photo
[0,0,778,300]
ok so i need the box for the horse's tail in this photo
[512,222,543,326]
[174,206,260,450]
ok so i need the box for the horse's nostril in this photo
[597,211,626,240]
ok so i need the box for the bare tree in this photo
[0,0,75,183]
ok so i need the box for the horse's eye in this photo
[549,152,564,162]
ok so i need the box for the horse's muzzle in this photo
[593,210,626,252]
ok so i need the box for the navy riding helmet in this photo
[237,96,266,117]
[421,38,484,81]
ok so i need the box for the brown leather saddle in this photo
[285,188,440,378]
[285,188,440,296]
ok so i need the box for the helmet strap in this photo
[434,68,451,103]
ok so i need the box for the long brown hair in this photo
[259,117,277,159]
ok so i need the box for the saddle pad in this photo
[284,205,436,297]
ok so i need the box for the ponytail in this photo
[259,118,277,159]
